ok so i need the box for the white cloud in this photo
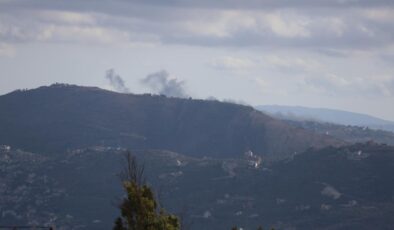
[37,25,130,44]
[210,56,255,70]
[179,11,256,38]
[36,10,97,25]
[370,75,394,96]
[262,55,322,73]
[262,12,310,38]
[363,8,394,22]
[0,42,14,57]
[0,10,132,45]
[304,73,352,94]
[303,72,394,97]
[324,17,346,37]
[1,4,394,50]
[177,10,311,40]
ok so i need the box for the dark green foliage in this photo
[114,153,179,230]
[116,182,179,230]
[113,217,126,230]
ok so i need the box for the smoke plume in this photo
[141,70,187,98]
[105,69,130,93]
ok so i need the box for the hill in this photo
[283,119,394,146]
[2,142,394,229]
[257,105,394,132]
[0,84,341,161]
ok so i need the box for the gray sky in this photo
[1,0,394,120]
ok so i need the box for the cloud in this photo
[0,10,131,45]
[363,8,394,22]
[301,72,394,97]
[0,42,14,57]
[304,73,350,94]
[158,8,394,51]
[37,10,96,25]
[263,55,321,73]
[1,2,394,51]
[141,70,187,98]
[263,12,310,38]
[105,69,130,93]
[2,0,394,12]
[210,56,255,70]
[371,76,394,96]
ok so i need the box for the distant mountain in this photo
[2,142,394,230]
[0,84,341,161]
[282,119,394,146]
[256,105,394,132]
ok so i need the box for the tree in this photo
[113,152,180,230]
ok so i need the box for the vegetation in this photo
[113,152,277,230]
[0,84,340,160]
[113,152,180,230]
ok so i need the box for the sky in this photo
[0,0,394,120]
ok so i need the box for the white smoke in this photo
[141,70,187,98]
[105,69,130,93]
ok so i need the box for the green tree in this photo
[113,152,180,230]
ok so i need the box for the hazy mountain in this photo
[256,105,394,132]
[0,84,341,161]
[282,119,394,146]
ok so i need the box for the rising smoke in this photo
[141,70,187,98]
[105,69,130,93]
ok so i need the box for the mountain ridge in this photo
[0,84,342,160]
[257,105,394,127]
